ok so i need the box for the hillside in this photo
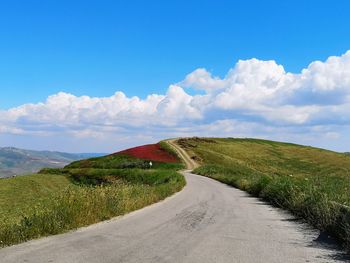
[0,173,73,221]
[177,137,350,250]
[178,137,350,177]
[0,142,184,247]
[0,147,105,178]
[66,143,181,172]
[117,143,179,163]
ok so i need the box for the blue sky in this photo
[1,0,350,152]
[1,0,350,108]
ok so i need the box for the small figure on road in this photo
[149,161,153,169]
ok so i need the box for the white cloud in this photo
[181,68,226,92]
[301,51,350,92]
[156,85,202,124]
[1,50,350,152]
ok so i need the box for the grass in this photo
[0,173,73,222]
[159,140,182,160]
[0,144,185,247]
[179,137,350,251]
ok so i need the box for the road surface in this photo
[0,170,348,263]
[166,139,200,170]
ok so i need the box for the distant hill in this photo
[345,152,350,156]
[0,147,106,178]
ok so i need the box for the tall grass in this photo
[159,141,181,160]
[0,171,184,247]
[0,144,185,248]
[184,137,350,251]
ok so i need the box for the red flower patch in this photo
[116,144,179,163]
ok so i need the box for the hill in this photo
[0,147,105,178]
[116,143,179,163]
[0,141,184,247]
[177,137,350,250]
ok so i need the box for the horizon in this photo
[0,137,348,155]
[1,0,350,152]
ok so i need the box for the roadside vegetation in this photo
[0,143,185,247]
[178,137,350,251]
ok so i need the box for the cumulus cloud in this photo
[181,68,226,92]
[1,50,350,152]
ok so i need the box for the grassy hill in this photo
[0,142,184,247]
[178,137,350,250]
[0,147,105,178]
[0,174,73,221]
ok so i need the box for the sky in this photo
[1,0,350,153]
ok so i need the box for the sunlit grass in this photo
[0,174,184,246]
[0,173,73,222]
[0,147,185,247]
[181,137,350,250]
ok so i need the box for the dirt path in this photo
[166,139,199,170]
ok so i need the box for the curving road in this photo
[166,139,200,170]
[0,170,348,263]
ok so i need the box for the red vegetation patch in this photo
[116,144,179,163]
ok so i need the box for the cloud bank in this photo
[1,51,350,152]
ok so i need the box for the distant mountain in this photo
[345,152,350,156]
[0,147,106,178]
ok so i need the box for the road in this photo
[166,139,200,170]
[0,170,348,263]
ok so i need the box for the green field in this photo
[0,173,73,221]
[179,137,350,250]
[0,146,185,247]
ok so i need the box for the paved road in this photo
[0,171,348,263]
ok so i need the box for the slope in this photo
[0,142,184,247]
[177,137,350,251]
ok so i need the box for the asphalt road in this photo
[0,171,348,263]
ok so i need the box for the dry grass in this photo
[0,145,185,247]
[0,176,184,247]
[183,137,350,251]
